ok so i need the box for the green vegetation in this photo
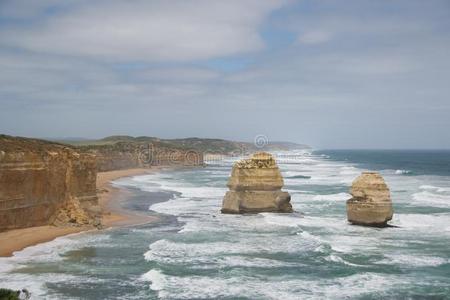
[54,135,310,155]
[0,288,30,300]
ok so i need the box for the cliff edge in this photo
[0,135,100,231]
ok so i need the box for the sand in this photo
[0,168,157,257]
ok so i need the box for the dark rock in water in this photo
[347,172,394,227]
[221,152,293,214]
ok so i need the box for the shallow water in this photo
[1,150,450,299]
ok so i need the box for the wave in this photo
[141,269,166,292]
[260,213,305,227]
[378,254,449,267]
[140,269,405,299]
[395,169,413,175]
[0,232,112,298]
[312,193,350,201]
[325,254,363,267]
[144,233,323,265]
[411,191,450,208]
[391,213,450,233]
[419,185,450,193]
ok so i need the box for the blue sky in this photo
[0,0,449,148]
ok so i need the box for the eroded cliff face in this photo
[0,135,204,231]
[81,142,204,172]
[0,135,100,231]
[346,172,394,227]
[221,152,292,214]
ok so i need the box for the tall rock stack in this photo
[221,152,292,214]
[346,172,394,227]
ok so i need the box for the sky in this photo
[0,0,449,149]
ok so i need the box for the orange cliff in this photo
[0,135,100,231]
[0,135,205,232]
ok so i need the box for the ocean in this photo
[1,150,449,299]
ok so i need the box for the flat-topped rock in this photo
[346,172,393,227]
[221,152,292,214]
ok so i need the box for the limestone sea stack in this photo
[346,172,394,227]
[221,152,292,214]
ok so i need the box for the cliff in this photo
[58,135,311,156]
[0,134,204,231]
[0,134,301,232]
[0,135,100,231]
[221,152,292,214]
[78,141,204,172]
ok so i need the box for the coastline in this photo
[98,168,160,228]
[0,168,157,257]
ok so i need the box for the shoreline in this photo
[98,168,161,228]
[0,168,157,257]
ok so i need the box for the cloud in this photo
[0,0,450,148]
[0,0,285,62]
[132,67,220,83]
[298,30,331,44]
[0,0,64,19]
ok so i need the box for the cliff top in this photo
[235,152,277,169]
[0,134,70,152]
[1,134,310,156]
[57,135,310,155]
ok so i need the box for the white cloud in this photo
[0,0,285,62]
[1,0,450,148]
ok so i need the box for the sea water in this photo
[1,150,449,299]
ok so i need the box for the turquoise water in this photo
[1,150,450,299]
[316,150,450,176]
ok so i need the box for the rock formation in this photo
[346,172,393,227]
[221,152,292,214]
[0,135,100,231]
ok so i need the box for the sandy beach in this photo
[0,168,156,257]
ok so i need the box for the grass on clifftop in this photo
[53,136,310,155]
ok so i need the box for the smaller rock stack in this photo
[221,152,292,214]
[347,172,394,227]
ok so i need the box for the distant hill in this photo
[56,135,310,155]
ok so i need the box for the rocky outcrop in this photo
[346,172,393,227]
[221,152,292,214]
[0,135,100,231]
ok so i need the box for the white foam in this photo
[150,197,219,216]
[378,254,449,267]
[419,185,450,193]
[312,192,351,201]
[395,169,412,175]
[0,232,111,298]
[260,213,304,227]
[143,230,324,267]
[325,254,362,267]
[392,213,450,233]
[411,191,450,208]
[339,166,360,176]
[140,269,406,299]
[141,269,166,291]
